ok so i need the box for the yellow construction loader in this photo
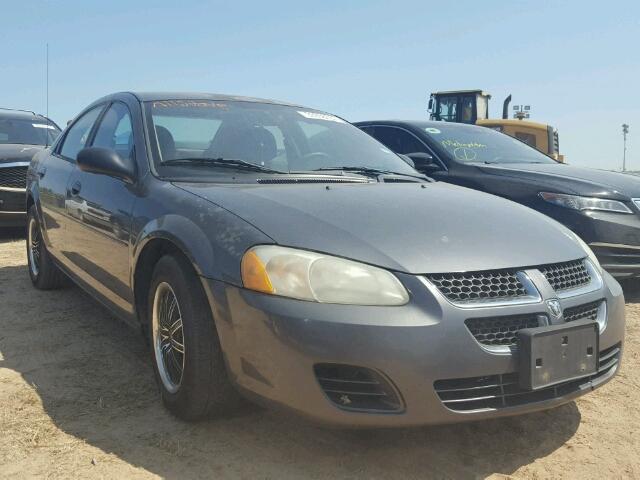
[428,90,563,162]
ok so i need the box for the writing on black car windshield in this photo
[0,118,60,145]
[422,124,556,164]
[145,100,414,175]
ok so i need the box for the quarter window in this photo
[59,106,103,161]
[92,103,135,162]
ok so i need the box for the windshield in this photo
[144,100,416,176]
[422,123,557,164]
[0,117,60,145]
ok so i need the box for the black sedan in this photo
[0,108,61,226]
[356,120,640,279]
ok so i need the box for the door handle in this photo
[70,181,82,195]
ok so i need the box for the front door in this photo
[39,105,105,264]
[64,102,137,314]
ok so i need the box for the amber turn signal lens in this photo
[241,250,274,294]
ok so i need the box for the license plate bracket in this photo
[518,320,599,390]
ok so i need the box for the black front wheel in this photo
[147,254,242,420]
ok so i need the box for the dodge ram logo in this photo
[546,299,563,319]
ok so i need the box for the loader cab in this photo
[428,90,491,124]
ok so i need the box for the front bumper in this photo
[0,188,26,227]
[202,268,625,427]
[540,206,640,278]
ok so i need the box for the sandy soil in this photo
[0,228,638,480]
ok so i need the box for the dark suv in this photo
[0,108,60,227]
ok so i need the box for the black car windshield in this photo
[0,117,60,145]
[421,123,557,164]
[144,100,416,176]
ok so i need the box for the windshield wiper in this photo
[161,157,285,174]
[311,166,429,180]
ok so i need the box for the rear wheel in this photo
[148,254,241,420]
[27,206,67,290]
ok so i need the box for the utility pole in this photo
[622,124,629,171]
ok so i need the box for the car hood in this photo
[478,162,640,199]
[0,144,45,164]
[176,181,585,274]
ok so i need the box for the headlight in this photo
[540,192,632,214]
[241,245,409,305]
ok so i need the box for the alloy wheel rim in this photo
[28,217,41,277]
[152,282,185,393]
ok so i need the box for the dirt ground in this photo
[0,228,638,480]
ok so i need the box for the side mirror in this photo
[428,98,434,112]
[406,152,440,173]
[399,154,415,168]
[77,147,136,183]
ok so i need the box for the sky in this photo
[1,0,638,170]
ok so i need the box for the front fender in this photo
[132,209,274,286]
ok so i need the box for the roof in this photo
[0,108,42,120]
[431,90,491,97]
[125,91,304,108]
[355,119,477,128]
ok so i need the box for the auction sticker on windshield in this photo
[297,111,346,123]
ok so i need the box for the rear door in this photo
[38,105,105,263]
[63,101,138,314]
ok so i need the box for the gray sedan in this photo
[26,92,624,426]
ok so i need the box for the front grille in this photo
[434,343,620,412]
[564,300,603,323]
[465,314,545,347]
[314,364,403,412]
[539,259,591,291]
[0,166,27,189]
[427,259,591,303]
[426,270,528,303]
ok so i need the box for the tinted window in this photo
[144,100,415,176]
[0,117,60,145]
[371,126,427,155]
[92,103,134,162]
[515,131,537,148]
[421,123,556,164]
[59,106,103,160]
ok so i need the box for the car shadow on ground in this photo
[619,279,640,302]
[0,259,585,479]
[0,227,25,243]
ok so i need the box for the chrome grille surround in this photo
[425,258,595,307]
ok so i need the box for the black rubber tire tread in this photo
[147,253,242,420]
[27,206,68,290]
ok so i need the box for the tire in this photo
[27,205,68,290]
[147,253,241,420]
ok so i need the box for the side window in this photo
[437,96,458,122]
[92,103,134,161]
[515,132,537,148]
[59,106,103,161]
[371,127,426,155]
